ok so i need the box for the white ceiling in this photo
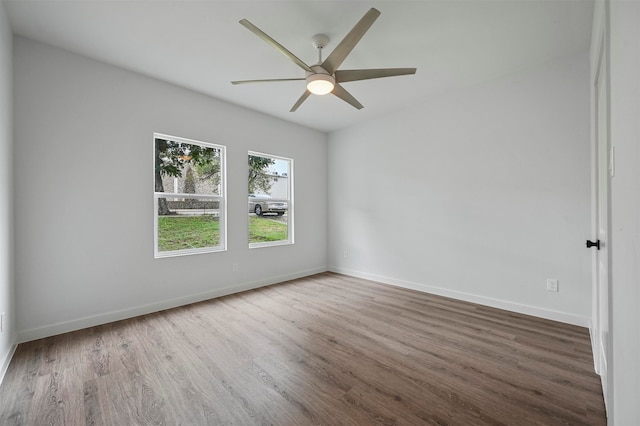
[4,0,594,133]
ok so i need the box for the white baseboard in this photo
[0,341,17,386]
[17,265,590,342]
[329,267,591,328]
[17,267,327,343]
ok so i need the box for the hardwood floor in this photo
[0,272,606,425]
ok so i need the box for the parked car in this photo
[248,194,287,216]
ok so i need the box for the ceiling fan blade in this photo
[231,78,305,85]
[290,90,312,112]
[240,19,314,73]
[322,8,381,74]
[332,84,364,110]
[335,68,417,83]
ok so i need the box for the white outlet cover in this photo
[546,279,559,292]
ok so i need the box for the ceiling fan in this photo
[231,8,417,112]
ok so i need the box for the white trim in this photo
[249,239,293,250]
[153,133,227,258]
[590,17,607,376]
[219,145,228,251]
[154,132,220,150]
[330,267,591,328]
[249,150,292,165]
[289,157,295,245]
[589,323,599,373]
[248,151,294,248]
[154,244,227,259]
[0,341,17,386]
[17,267,327,343]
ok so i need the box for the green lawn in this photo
[158,215,288,251]
[158,215,220,251]
[249,216,288,243]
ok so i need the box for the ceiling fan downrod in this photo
[311,34,330,64]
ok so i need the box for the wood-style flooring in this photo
[0,272,606,425]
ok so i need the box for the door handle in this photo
[586,239,601,250]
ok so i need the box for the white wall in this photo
[0,1,15,381]
[13,37,328,341]
[328,52,591,326]
[608,0,640,423]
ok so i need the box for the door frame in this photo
[590,2,612,415]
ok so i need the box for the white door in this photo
[593,30,611,413]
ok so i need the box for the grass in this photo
[158,215,288,251]
[158,215,220,252]
[249,216,288,243]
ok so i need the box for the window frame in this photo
[153,133,227,258]
[248,151,294,249]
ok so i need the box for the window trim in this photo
[154,133,227,258]
[248,151,294,249]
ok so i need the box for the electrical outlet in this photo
[232,263,239,272]
[546,279,559,292]
[0,312,4,333]
[343,250,349,259]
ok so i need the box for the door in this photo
[593,29,612,413]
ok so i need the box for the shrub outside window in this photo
[248,152,293,248]
[154,133,226,257]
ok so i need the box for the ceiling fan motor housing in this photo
[307,65,332,78]
[306,65,335,95]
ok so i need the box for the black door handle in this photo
[586,239,601,250]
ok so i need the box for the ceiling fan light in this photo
[307,74,335,95]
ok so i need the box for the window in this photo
[248,152,293,248]
[154,134,226,257]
